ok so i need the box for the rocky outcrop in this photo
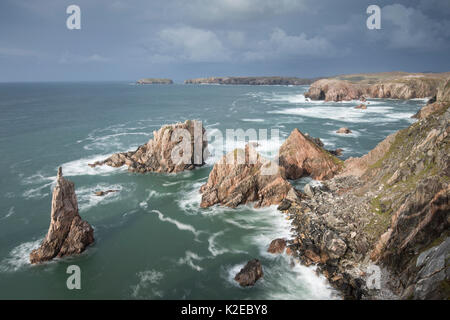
[305,72,449,101]
[94,189,119,196]
[304,79,364,101]
[278,129,342,180]
[89,120,207,173]
[336,127,352,134]
[30,168,94,264]
[284,82,449,299]
[413,78,450,119]
[268,238,287,254]
[200,145,295,208]
[136,78,173,84]
[184,76,318,86]
[234,259,263,286]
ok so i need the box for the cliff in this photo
[184,76,318,86]
[283,79,449,299]
[89,120,207,173]
[305,72,450,101]
[30,168,94,264]
[136,78,173,84]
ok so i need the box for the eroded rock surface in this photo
[89,120,207,173]
[234,259,264,286]
[200,145,294,208]
[30,168,94,264]
[278,129,342,180]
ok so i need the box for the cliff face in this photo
[305,72,449,101]
[285,80,449,299]
[200,145,296,208]
[184,76,317,85]
[136,78,173,84]
[89,120,207,173]
[30,168,94,264]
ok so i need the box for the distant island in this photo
[136,78,173,84]
[184,76,319,85]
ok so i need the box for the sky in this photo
[0,0,449,82]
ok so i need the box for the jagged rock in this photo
[322,230,347,259]
[89,120,207,173]
[336,127,352,134]
[355,104,367,109]
[305,79,364,101]
[268,239,287,254]
[278,129,342,180]
[200,145,293,208]
[234,259,263,286]
[30,168,94,264]
[277,199,292,211]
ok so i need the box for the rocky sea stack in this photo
[200,145,296,208]
[278,128,342,180]
[30,168,94,264]
[89,120,208,173]
[234,259,264,287]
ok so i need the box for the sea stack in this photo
[234,259,264,287]
[89,120,208,173]
[30,167,94,264]
[200,145,295,208]
[278,128,342,180]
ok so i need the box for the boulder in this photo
[234,259,263,286]
[30,168,94,264]
[336,127,352,134]
[200,145,293,208]
[355,104,367,109]
[94,189,119,196]
[268,239,287,254]
[89,120,207,173]
[278,129,342,180]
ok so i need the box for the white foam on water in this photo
[177,251,204,272]
[241,118,265,122]
[131,269,164,298]
[208,231,230,257]
[76,183,131,211]
[61,154,127,177]
[176,182,203,215]
[22,181,54,200]
[1,207,15,220]
[262,260,338,300]
[151,209,201,239]
[223,263,246,288]
[0,239,42,273]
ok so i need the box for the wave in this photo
[0,239,41,273]
[1,207,15,220]
[151,209,202,239]
[208,231,229,257]
[76,183,132,211]
[61,154,127,177]
[177,251,204,272]
[131,269,164,298]
[240,118,265,122]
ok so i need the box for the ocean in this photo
[0,82,425,299]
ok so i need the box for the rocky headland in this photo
[89,120,207,173]
[30,168,94,264]
[136,78,173,84]
[184,76,318,86]
[276,80,450,299]
[305,72,450,101]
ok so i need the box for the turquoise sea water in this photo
[0,82,425,299]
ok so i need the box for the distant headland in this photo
[136,78,173,84]
[183,76,320,85]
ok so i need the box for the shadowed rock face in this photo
[267,238,287,254]
[30,168,94,264]
[89,120,207,173]
[200,145,294,208]
[234,259,263,287]
[278,129,342,180]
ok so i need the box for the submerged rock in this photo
[278,128,342,180]
[94,189,119,196]
[200,145,293,208]
[89,120,207,173]
[234,259,263,287]
[30,168,94,264]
